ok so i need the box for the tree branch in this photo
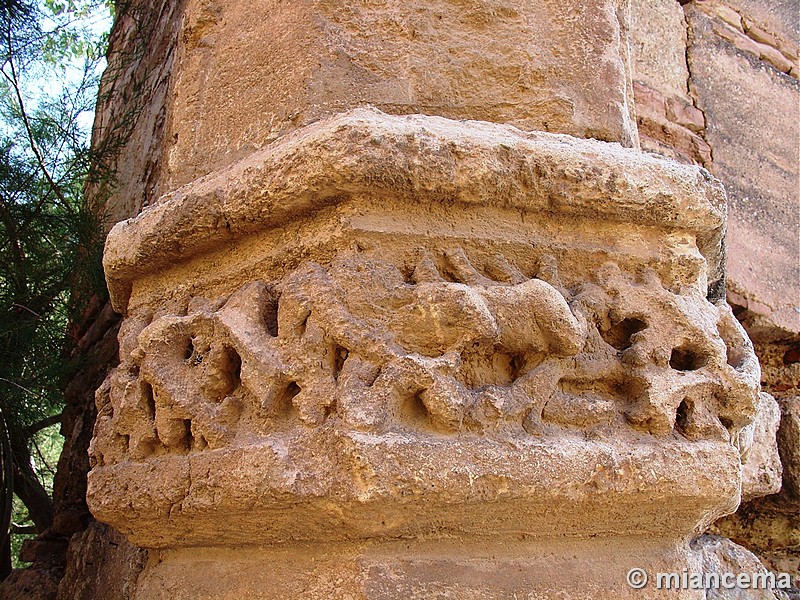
[0,377,48,401]
[1,26,73,215]
[24,413,61,438]
[11,453,53,533]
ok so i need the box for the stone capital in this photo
[90,111,758,574]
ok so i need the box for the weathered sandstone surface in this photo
[3,0,797,598]
[86,109,761,597]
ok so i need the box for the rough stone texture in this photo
[102,109,728,313]
[86,109,760,597]
[778,397,800,500]
[2,0,793,597]
[688,0,799,77]
[55,522,146,600]
[91,0,183,226]
[750,338,800,398]
[751,334,800,473]
[630,5,799,582]
[630,0,691,104]
[720,0,799,53]
[0,567,59,600]
[713,395,799,590]
[740,392,783,502]
[713,379,800,593]
[629,0,712,167]
[684,4,800,337]
[134,538,735,600]
[724,246,799,588]
[53,305,121,541]
[712,495,800,580]
[630,0,799,337]
[691,535,795,599]
[152,0,640,197]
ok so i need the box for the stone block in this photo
[88,110,761,597]
[159,0,639,193]
[710,18,762,56]
[778,396,800,499]
[0,568,59,600]
[690,535,795,599]
[712,494,800,564]
[718,0,799,51]
[706,1,744,31]
[686,6,800,335]
[757,42,795,74]
[56,522,146,600]
[133,538,733,600]
[740,392,783,502]
[741,18,780,50]
[637,114,713,165]
[666,97,706,132]
[630,0,692,104]
[19,539,67,566]
[633,80,668,120]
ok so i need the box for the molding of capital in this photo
[103,108,726,314]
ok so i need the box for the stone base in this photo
[135,537,707,600]
[89,435,740,548]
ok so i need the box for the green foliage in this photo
[0,0,111,573]
[9,497,34,567]
[40,1,111,66]
[0,0,110,439]
[10,423,61,568]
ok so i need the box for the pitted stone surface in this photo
[89,111,759,558]
[94,249,757,463]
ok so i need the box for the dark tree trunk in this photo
[0,534,10,581]
[11,443,53,534]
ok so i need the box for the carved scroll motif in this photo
[91,247,758,467]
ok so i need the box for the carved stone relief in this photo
[92,246,758,471]
[87,110,762,597]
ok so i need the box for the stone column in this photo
[87,1,761,598]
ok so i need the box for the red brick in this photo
[666,97,706,132]
[741,18,778,47]
[714,4,742,30]
[757,42,794,73]
[633,80,667,120]
[636,116,712,166]
[713,21,762,57]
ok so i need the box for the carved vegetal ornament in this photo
[88,109,760,598]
